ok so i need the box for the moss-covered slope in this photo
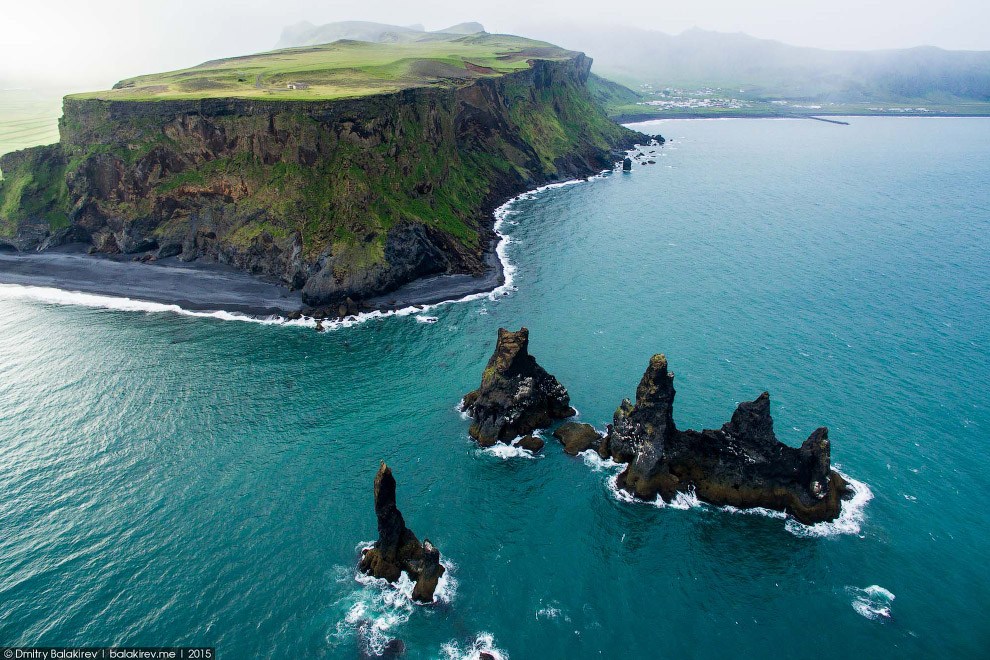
[0,37,637,307]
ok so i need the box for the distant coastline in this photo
[614,111,990,123]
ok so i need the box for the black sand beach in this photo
[0,244,505,317]
[0,245,302,316]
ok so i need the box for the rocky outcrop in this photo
[601,354,849,523]
[553,422,603,456]
[515,435,545,453]
[0,51,638,309]
[358,462,445,603]
[461,327,575,446]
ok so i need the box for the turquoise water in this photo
[1,117,988,658]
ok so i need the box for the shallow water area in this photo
[0,117,988,657]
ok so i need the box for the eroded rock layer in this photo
[0,53,637,308]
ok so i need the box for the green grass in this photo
[69,34,576,102]
[0,145,69,236]
[0,90,62,159]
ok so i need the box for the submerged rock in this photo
[358,462,445,603]
[603,354,849,523]
[553,422,602,456]
[461,327,575,446]
[516,435,546,453]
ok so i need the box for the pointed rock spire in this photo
[605,354,849,523]
[461,327,575,446]
[358,463,445,603]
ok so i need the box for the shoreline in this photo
[613,111,990,123]
[0,171,613,327]
[0,245,302,317]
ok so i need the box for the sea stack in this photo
[358,462,445,603]
[601,354,849,523]
[461,327,575,446]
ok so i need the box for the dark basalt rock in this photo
[603,354,849,524]
[516,435,546,453]
[622,157,633,171]
[553,422,603,456]
[461,327,575,446]
[358,462,445,603]
[410,540,444,603]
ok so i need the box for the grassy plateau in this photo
[69,34,576,102]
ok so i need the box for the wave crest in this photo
[330,558,457,656]
[441,633,508,660]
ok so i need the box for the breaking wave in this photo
[847,585,895,620]
[329,554,457,657]
[601,462,871,536]
[783,471,873,538]
[479,436,544,460]
[440,633,508,660]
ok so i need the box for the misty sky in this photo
[4,0,989,88]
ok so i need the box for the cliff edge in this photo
[0,35,638,310]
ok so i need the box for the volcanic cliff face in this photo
[462,329,852,524]
[0,54,637,308]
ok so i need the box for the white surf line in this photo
[593,454,872,537]
[0,283,312,326]
[0,170,616,329]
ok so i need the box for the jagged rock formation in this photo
[553,422,603,456]
[601,354,848,523]
[461,327,575,446]
[358,462,445,603]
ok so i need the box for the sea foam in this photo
[783,470,873,538]
[440,633,508,660]
[599,458,871,535]
[332,553,458,657]
[478,435,544,460]
[847,585,895,620]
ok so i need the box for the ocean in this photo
[1,117,988,658]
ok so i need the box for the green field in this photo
[69,34,576,102]
[0,90,62,158]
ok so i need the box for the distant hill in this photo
[276,20,485,49]
[526,25,990,104]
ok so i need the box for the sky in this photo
[3,0,989,89]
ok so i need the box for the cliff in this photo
[0,38,637,308]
